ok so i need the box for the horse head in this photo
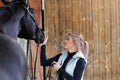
[18,6,44,44]
[1,0,44,44]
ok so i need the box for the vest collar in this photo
[72,51,85,59]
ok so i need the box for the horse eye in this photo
[29,8,35,14]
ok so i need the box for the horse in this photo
[0,0,44,80]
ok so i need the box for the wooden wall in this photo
[43,0,120,80]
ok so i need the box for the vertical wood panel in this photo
[44,0,52,56]
[92,0,100,80]
[116,1,120,80]
[85,0,94,79]
[72,0,78,32]
[110,0,117,80]
[65,0,73,33]
[58,0,66,50]
[98,0,106,80]
[115,0,120,79]
[78,0,83,33]
[104,0,111,80]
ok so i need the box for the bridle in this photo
[22,4,44,80]
[23,1,52,80]
[22,4,44,43]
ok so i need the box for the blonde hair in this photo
[68,32,89,60]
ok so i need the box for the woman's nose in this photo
[64,40,68,43]
[64,40,67,44]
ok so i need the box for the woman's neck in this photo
[68,46,77,53]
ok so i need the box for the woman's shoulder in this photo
[77,58,87,66]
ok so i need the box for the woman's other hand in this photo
[52,61,61,71]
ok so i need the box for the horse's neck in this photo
[0,6,25,40]
[0,28,18,40]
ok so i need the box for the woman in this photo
[40,32,89,80]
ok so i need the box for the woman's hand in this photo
[52,61,61,71]
[40,32,48,46]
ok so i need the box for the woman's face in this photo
[64,35,76,50]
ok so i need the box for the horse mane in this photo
[0,1,26,39]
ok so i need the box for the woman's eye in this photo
[67,38,70,41]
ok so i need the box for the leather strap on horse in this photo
[33,43,39,80]
[27,0,46,80]
[26,41,39,80]
[45,65,53,80]
[23,3,41,80]
[26,40,34,80]
[41,0,46,80]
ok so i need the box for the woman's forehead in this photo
[65,35,74,41]
[67,33,84,40]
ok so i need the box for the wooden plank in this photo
[104,0,112,80]
[58,0,66,51]
[78,0,83,33]
[98,0,106,80]
[88,0,94,79]
[92,0,100,80]
[65,0,73,33]
[51,0,59,54]
[80,0,86,35]
[72,0,78,32]
[117,1,120,80]
[50,0,56,57]
[44,0,52,58]
[115,0,120,80]
[84,0,92,41]
[110,0,117,80]
[44,1,55,80]
[83,0,94,80]
[72,0,82,33]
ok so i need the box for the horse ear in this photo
[1,0,11,5]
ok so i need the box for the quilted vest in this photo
[56,50,87,80]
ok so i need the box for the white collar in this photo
[73,51,87,63]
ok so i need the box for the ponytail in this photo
[82,41,89,60]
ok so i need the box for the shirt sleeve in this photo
[40,45,62,66]
[57,58,86,80]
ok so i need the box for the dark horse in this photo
[0,0,44,80]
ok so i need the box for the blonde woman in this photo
[40,32,89,80]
